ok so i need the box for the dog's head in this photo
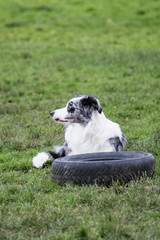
[50,95,103,125]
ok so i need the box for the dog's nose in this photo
[50,111,55,117]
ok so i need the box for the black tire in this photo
[51,152,156,186]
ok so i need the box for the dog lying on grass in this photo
[32,95,127,168]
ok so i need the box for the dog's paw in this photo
[32,152,52,168]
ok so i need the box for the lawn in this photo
[0,0,160,239]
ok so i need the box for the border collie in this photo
[32,95,127,168]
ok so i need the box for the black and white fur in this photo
[32,95,127,168]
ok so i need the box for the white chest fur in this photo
[65,112,122,155]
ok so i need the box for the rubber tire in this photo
[51,152,156,186]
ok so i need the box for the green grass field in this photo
[0,0,160,239]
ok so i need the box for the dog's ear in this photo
[81,95,103,114]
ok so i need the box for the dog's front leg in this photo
[32,152,56,168]
[32,145,66,168]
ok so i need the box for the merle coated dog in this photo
[32,95,127,168]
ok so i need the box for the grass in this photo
[0,0,160,239]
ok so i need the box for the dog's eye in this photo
[70,107,75,113]
[67,102,75,113]
[68,106,75,113]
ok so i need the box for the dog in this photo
[32,95,127,168]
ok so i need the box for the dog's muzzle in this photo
[50,111,55,117]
